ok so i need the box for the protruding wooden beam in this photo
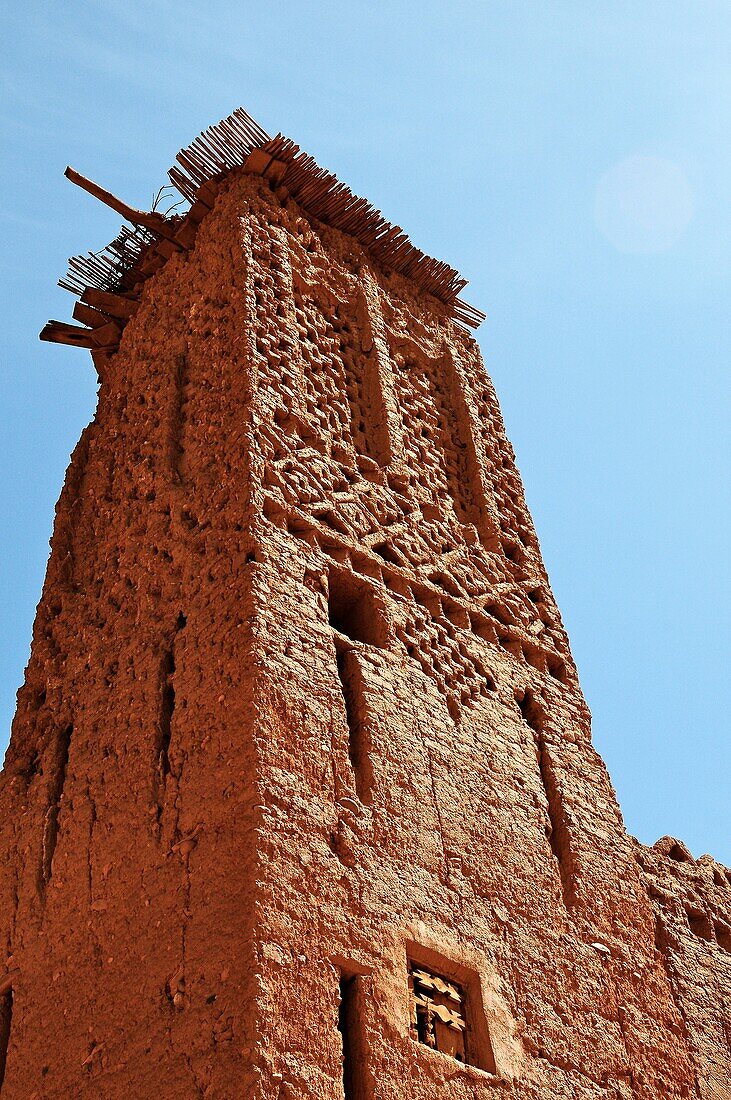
[80,288,138,321]
[243,149,272,175]
[91,320,123,348]
[186,198,211,225]
[196,180,219,208]
[172,216,199,250]
[40,321,96,348]
[65,167,180,245]
[73,301,110,329]
[264,158,288,185]
[40,319,121,350]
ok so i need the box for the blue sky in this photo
[1,1,729,863]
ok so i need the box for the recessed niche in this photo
[685,906,714,943]
[328,568,388,647]
[372,541,403,566]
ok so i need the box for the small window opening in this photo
[517,690,541,734]
[338,973,371,1100]
[338,975,357,1099]
[502,541,521,563]
[328,570,387,647]
[0,986,12,1090]
[335,650,374,804]
[407,957,495,1073]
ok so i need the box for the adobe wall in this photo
[0,168,726,1097]
[638,838,731,1099]
[0,177,266,1096]
[238,173,702,1098]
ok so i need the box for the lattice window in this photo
[408,963,468,1063]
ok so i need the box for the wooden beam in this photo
[65,167,179,244]
[173,217,199,250]
[73,301,110,329]
[39,321,96,348]
[81,288,138,321]
[40,319,121,350]
[264,158,288,184]
[243,149,272,175]
[91,320,122,348]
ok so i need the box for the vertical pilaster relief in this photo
[426,352,476,528]
[292,278,352,449]
[357,270,403,467]
[291,268,396,471]
[472,374,540,563]
[390,341,500,547]
[343,288,390,468]
[442,346,503,550]
[250,214,305,409]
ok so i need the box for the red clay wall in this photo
[638,838,731,1099]
[0,170,727,1097]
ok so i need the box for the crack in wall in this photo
[154,613,187,830]
[40,722,73,890]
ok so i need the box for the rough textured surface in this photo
[637,838,731,1099]
[1,167,728,1097]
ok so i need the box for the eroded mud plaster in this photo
[2,164,729,1099]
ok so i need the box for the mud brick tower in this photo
[1,109,729,1098]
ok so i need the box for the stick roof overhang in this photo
[40,107,485,358]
